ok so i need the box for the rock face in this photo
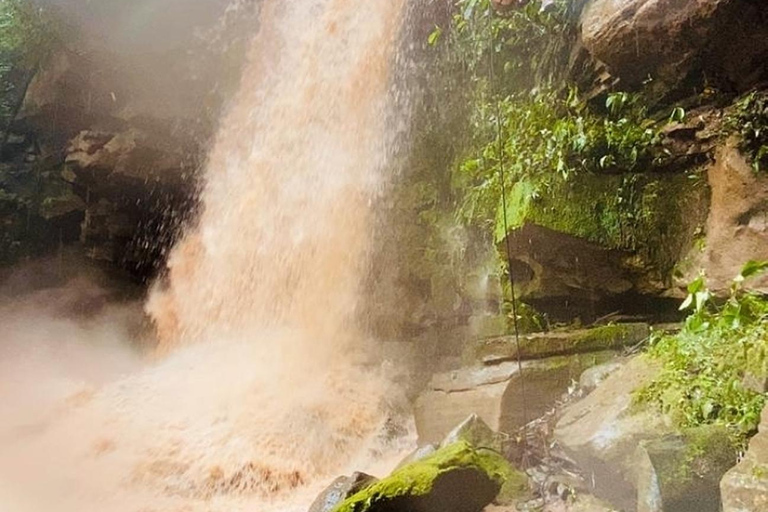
[0,1,258,274]
[415,351,616,444]
[554,355,673,510]
[505,224,636,322]
[721,405,768,512]
[679,142,768,293]
[332,440,527,512]
[580,0,768,94]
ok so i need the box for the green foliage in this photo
[636,262,768,442]
[445,0,573,91]
[453,88,664,243]
[0,0,57,137]
[725,91,768,172]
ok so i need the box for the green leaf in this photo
[739,260,768,280]
[427,26,443,47]
[669,107,686,124]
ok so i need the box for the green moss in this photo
[724,91,768,172]
[470,323,647,363]
[636,269,768,443]
[573,323,650,350]
[332,441,527,512]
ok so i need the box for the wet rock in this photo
[554,355,673,511]
[415,351,617,443]
[580,0,768,94]
[636,426,738,512]
[308,472,377,512]
[721,405,768,512]
[504,224,635,322]
[333,441,527,512]
[473,323,649,365]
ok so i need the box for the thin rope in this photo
[489,18,530,464]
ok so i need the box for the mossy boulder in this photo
[473,323,649,365]
[331,441,528,512]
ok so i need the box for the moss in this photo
[498,172,707,280]
[332,441,527,512]
[572,323,650,350]
[470,323,647,363]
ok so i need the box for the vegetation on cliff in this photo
[637,262,768,442]
[0,0,57,143]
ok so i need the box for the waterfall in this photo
[0,2,413,511]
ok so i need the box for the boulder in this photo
[636,426,738,512]
[332,440,528,512]
[554,355,673,510]
[415,351,617,444]
[473,323,649,365]
[309,472,377,512]
[580,0,768,94]
[721,405,768,512]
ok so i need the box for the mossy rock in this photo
[473,323,649,364]
[332,441,528,512]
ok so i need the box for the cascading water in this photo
[0,1,414,510]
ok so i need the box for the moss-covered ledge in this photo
[332,441,528,512]
[470,322,650,365]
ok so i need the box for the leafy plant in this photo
[452,87,664,241]
[636,261,768,442]
[725,91,768,172]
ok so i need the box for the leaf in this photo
[669,107,686,123]
[427,26,442,47]
[680,294,694,311]
[739,260,768,280]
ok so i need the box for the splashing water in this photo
[0,1,414,511]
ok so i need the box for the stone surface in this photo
[504,223,635,322]
[473,323,649,365]
[580,0,768,94]
[415,351,617,444]
[721,405,768,512]
[308,472,377,512]
[678,142,768,294]
[554,355,672,511]
[636,426,738,512]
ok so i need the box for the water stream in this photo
[0,1,413,510]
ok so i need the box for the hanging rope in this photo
[488,17,530,465]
